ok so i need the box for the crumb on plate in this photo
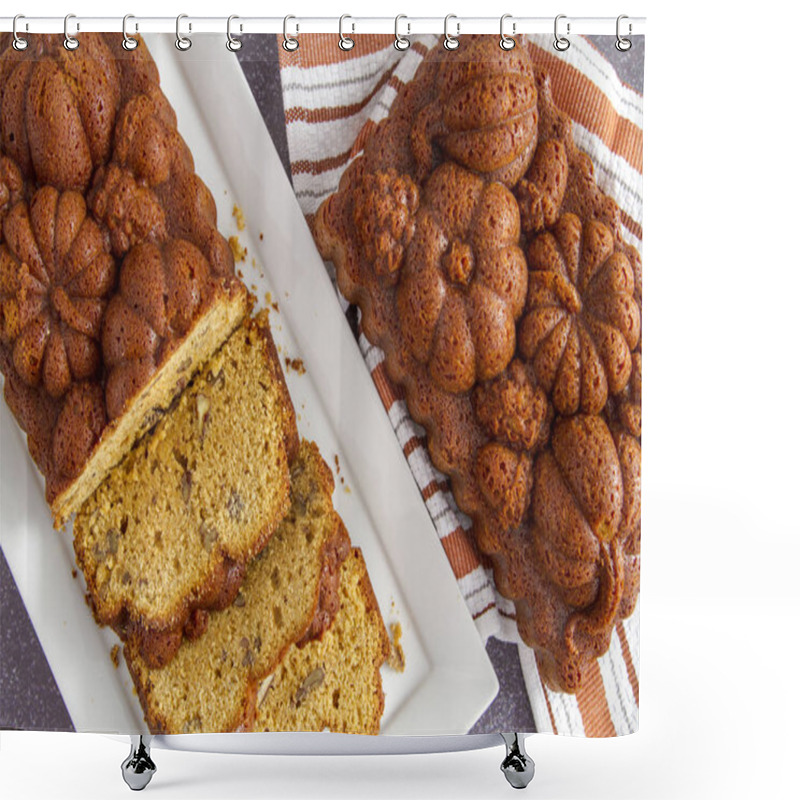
[387,622,405,672]
[232,204,246,231]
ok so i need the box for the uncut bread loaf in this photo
[254,549,390,735]
[74,311,298,669]
[314,36,641,692]
[0,33,246,526]
[125,440,355,734]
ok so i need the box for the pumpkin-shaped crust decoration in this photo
[51,381,107,480]
[90,163,168,258]
[473,358,549,451]
[396,162,528,394]
[352,169,420,285]
[0,187,116,398]
[475,442,533,531]
[0,34,120,192]
[89,92,232,276]
[515,139,570,234]
[519,213,641,416]
[0,156,24,236]
[609,349,641,439]
[531,415,640,683]
[102,238,213,420]
[410,36,539,187]
[89,93,186,258]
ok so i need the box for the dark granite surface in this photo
[0,33,643,735]
[0,548,73,731]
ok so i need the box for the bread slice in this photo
[125,439,353,734]
[254,548,390,735]
[50,287,247,526]
[73,312,298,668]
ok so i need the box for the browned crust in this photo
[296,516,351,648]
[350,548,391,734]
[251,308,300,466]
[313,39,640,692]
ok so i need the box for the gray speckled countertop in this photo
[0,34,643,735]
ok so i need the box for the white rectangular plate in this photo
[0,34,497,737]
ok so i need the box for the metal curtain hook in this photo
[175,14,192,51]
[64,13,79,51]
[339,14,354,51]
[443,14,459,50]
[122,14,138,51]
[500,14,515,50]
[554,14,570,52]
[227,15,242,51]
[616,14,632,51]
[283,15,299,52]
[12,15,28,51]
[394,14,410,51]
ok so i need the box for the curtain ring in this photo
[227,15,243,52]
[616,15,632,51]
[394,14,410,51]
[12,15,28,51]
[64,13,79,51]
[339,14,354,51]
[283,15,299,52]
[122,14,138,51]
[499,14,515,50]
[175,14,192,51]
[553,14,570,52]
[443,14,459,50]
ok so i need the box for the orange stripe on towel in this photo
[285,73,405,126]
[278,34,396,69]
[370,361,398,412]
[575,659,616,737]
[616,622,639,706]
[291,120,378,176]
[440,529,483,580]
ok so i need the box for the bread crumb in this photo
[284,357,306,375]
[387,623,405,672]
[110,644,121,669]
[232,204,246,231]
[229,236,247,263]
[265,291,272,307]
[343,485,351,495]
[259,232,264,241]
[71,569,77,579]
[334,455,340,474]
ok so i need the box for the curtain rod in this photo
[0,16,646,37]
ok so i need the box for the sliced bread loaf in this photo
[125,439,352,733]
[73,311,298,668]
[254,548,390,735]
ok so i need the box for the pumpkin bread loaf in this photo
[314,35,641,692]
[74,311,298,669]
[0,33,246,526]
[254,549,390,735]
[125,440,363,734]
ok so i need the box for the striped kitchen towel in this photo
[278,33,642,737]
